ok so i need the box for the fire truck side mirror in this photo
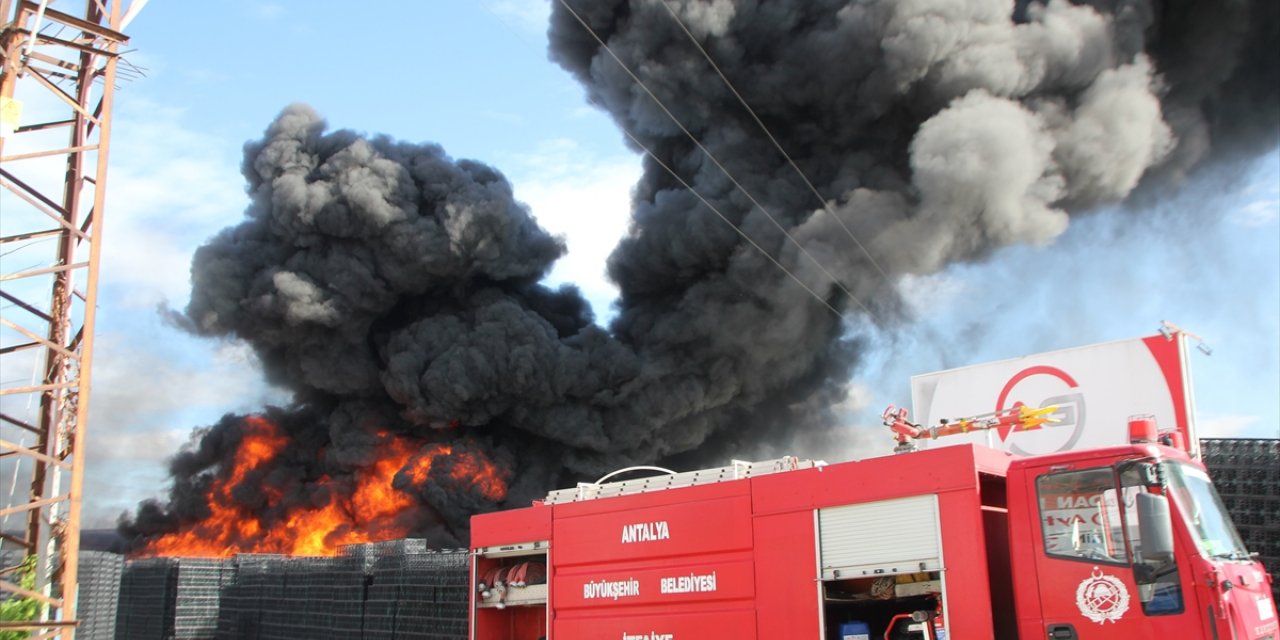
[1136,492,1174,563]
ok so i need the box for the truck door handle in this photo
[1047,623,1077,640]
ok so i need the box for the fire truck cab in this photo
[470,442,1277,639]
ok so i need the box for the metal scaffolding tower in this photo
[0,1,142,637]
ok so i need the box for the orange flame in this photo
[137,417,507,558]
[406,444,508,501]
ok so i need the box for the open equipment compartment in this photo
[471,541,548,640]
[821,572,944,640]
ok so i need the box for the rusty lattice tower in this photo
[1,1,143,637]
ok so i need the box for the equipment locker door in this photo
[818,494,944,579]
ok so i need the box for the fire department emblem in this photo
[1075,567,1130,624]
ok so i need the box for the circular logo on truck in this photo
[1075,567,1130,624]
[996,365,1085,455]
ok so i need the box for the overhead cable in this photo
[657,0,895,289]
[619,127,860,320]
[556,0,876,322]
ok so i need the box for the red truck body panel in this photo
[471,442,1277,639]
[471,502,551,549]
[471,445,1014,639]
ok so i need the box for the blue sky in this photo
[1,1,1276,528]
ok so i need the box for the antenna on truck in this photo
[1160,320,1213,355]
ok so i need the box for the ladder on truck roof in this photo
[542,456,823,505]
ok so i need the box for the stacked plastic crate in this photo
[160,538,470,639]
[114,557,177,640]
[214,554,284,640]
[1201,438,1280,603]
[393,549,469,640]
[213,557,249,639]
[362,551,399,640]
[275,555,365,640]
[356,540,427,640]
[361,543,468,640]
[77,551,123,640]
[250,554,292,640]
[172,558,232,639]
[326,554,368,639]
[262,556,295,640]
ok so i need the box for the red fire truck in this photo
[469,409,1278,639]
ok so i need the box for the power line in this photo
[1,236,57,259]
[556,0,876,322]
[619,126,857,320]
[657,0,895,289]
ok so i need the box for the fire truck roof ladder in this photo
[542,456,823,505]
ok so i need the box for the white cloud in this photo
[1229,153,1280,227]
[503,140,641,318]
[482,0,550,36]
[1229,198,1279,227]
[833,380,875,414]
[1196,414,1273,439]
[88,333,286,430]
[571,105,603,120]
[211,339,263,367]
[897,271,970,316]
[254,3,284,20]
[87,425,191,464]
[81,466,171,528]
[102,101,248,308]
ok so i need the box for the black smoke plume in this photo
[123,0,1277,547]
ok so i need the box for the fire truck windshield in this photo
[1164,463,1250,560]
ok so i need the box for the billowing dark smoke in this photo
[123,0,1276,547]
[547,0,1275,459]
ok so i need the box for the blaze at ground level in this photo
[8,438,1276,640]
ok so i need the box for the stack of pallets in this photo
[363,546,469,640]
[325,554,368,639]
[214,554,285,640]
[77,551,123,640]
[119,538,472,639]
[1201,437,1280,603]
[173,558,232,640]
[115,557,177,640]
[394,550,469,640]
[115,556,234,640]
[271,555,367,640]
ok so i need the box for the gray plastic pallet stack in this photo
[1202,437,1280,603]
[209,552,368,640]
[118,539,470,640]
[173,558,233,639]
[363,547,468,640]
[327,555,368,639]
[341,538,429,572]
[78,551,124,640]
[270,555,366,640]
[214,554,285,640]
[396,550,468,640]
[255,556,291,640]
[115,557,233,640]
[115,557,177,640]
